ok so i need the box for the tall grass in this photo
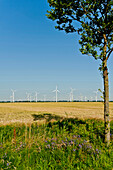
[0,118,113,169]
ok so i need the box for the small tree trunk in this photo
[103,61,110,146]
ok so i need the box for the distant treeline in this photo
[0,100,113,103]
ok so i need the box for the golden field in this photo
[0,102,113,125]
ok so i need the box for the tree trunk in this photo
[103,61,110,146]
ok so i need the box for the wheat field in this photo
[0,102,113,125]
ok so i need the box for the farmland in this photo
[0,102,113,125]
[0,102,113,169]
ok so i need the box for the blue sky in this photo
[0,0,113,101]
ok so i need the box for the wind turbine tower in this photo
[35,92,39,102]
[43,95,46,102]
[70,88,75,102]
[26,92,30,102]
[53,86,60,102]
[11,89,16,102]
[85,96,87,102]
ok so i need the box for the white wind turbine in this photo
[11,89,16,102]
[85,96,87,102]
[35,92,39,102]
[52,85,60,102]
[70,88,75,102]
[94,90,98,102]
[43,95,46,102]
[26,92,30,102]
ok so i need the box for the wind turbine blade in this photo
[52,90,56,92]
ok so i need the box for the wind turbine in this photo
[11,89,16,102]
[35,92,39,102]
[69,93,72,102]
[52,85,60,102]
[26,92,30,102]
[85,96,87,102]
[70,88,76,102]
[43,95,46,102]
[93,90,98,102]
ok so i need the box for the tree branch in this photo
[80,4,103,32]
[106,47,113,60]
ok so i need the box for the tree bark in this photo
[103,61,110,146]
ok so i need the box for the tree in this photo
[46,0,113,146]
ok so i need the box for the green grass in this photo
[0,117,113,169]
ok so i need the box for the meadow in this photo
[0,102,113,169]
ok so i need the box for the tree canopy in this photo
[47,0,113,63]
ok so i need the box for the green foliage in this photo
[0,119,113,169]
[46,0,113,62]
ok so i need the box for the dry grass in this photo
[0,102,113,125]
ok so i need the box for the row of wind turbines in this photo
[10,86,100,103]
[10,86,60,102]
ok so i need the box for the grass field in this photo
[0,102,113,169]
[0,102,113,125]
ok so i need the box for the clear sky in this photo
[0,0,113,101]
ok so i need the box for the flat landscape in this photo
[0,102,113,125]
[1,102,113,169]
